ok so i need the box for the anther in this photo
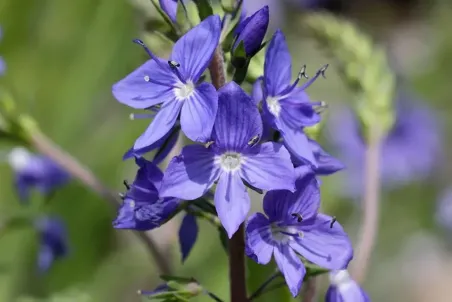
[168,60,180,68]
[205,141,214,148]
[247,135,260,146]
[330,216,337,228]
[118,192,125,200]
[123,180,130,190]
[291,213,303,222]
[299,65,309,79]
[319,64,329,78]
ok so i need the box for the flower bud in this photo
[232,5,269,57]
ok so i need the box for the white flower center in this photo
[271,224,302,244]
[218,152,242,172]
[329,270,352,287]
[266,96,282,117]
[8,147,32,172]
[175,81,195,100]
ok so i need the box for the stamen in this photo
[330,216,337,228]
[298,64,329,92]
[129,113,155,120]
[281,65,308,95]
[118,192,125,200]
[123,180,130,190]
[142,74,178,88]
[133,39,167,70]
[291,213,303,222]
[168,60,186,84]
[247,135,260,146]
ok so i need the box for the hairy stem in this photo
[228,224,248,302]
[302,278,317,302]
[29,129,172,274]
[352,128,382,283]
[209,47,226,89]
[209,47,247,302]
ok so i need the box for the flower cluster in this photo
[7,147,70,272]
[112,3,360,298]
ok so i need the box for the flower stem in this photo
[208,45,247,302]
[352,127,382,283]
[209,47,226,89]
[28,128,172,274]
[301,278,317,302]
[228,224,248,302]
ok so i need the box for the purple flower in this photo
[159,0,179,22]
[292,138,345,177]
[327,92,442,196]
[7,147,70,203]
[160,82,296,238]
[233,6,269,56]
[259,30,325,163]
[178,213,198,262]
[245,173,353,297]
[436,189,452,232]
[34,216,69,273]
[112,15,221,150]
[113,157,180,231]
[325,270,370,302]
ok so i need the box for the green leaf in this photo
[193,0,214,21]
[246,259,292,301]
[192,198,217,215]
[303,13,396,139]
[304,262,330,278]
[160,275,197,284]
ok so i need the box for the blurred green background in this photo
[0,0,451,301]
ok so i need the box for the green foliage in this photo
[303,13,396,139]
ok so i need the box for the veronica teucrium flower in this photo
[7,147,70,203]
[160,82,296,237]
[112,15,221,150]
[233,6,269,56]
[245,173,353,296]
[325,270,370,302]
[113,157,180,230]
[35,216,69,273]
[260,30,326,164]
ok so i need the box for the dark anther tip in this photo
[320,64,329,78]
[123,180,131,190]
[132,39,145,46]
[330,216,337,228]
[168,60,181,68]
[291,213,303,222]
[299,65,309,79]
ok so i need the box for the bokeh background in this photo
[0,0,451,301]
